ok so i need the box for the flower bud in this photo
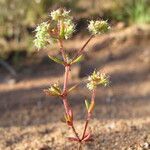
[34,22,50,49]
[88,20,110,35]
[87,71,109,90]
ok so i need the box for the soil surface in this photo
[0,25,150,150]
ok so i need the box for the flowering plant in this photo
[34,8,110,148]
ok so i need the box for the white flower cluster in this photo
[87,71,109,90]
[34,9,111,50]
[34,22,50,49]
[34,9,75,49]
[50,8,75,40]
[51,9,72,21]
[88,20,110,35]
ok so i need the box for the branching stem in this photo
[72,35,94,62]
[60,46,81,141]
[60,35,96,143]
[81,89,96,140]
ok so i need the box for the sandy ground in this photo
[0,25,150,150]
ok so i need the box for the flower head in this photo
[88,20,110,35]
[34,22,50,49]
[50,8,72,21]
[87,71,109,90]
[59,20,75,39]
[50,8,75,40]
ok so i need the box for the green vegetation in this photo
[126,0,150,24]
[112,0,150,24]
[0,0,81,61]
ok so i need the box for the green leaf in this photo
[85,99,90,111]
[43,89,59,97]
[51,85,61,94]
[48,55,64,65]
[50,90,60,96]
[71,55,84,64]
[59,23,65,39]
[68,84,78,93]
[88,100,95,113]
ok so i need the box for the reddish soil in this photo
[0,25,150,150]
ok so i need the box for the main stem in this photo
[81,89,96,140]
[59,35,95,143]
[62,65,80,141]
[62,65,71,115]
[59,37,81,140]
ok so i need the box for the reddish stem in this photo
[72,35,94,62]
[81,89,96,140]
[62,97,70,115]
[63,66,70,92]
[71,125,81,142]
[62,58,80,141]
[59,38,67,62]
[58,34,96,143]
[62,65,71,115]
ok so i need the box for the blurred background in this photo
[0,0,150,149]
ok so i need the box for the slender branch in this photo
[72,35,94,62]
[81,89,96,140]
[58,39,67,62]
[71,125,81,142]
[81,117,89,140]
[63,66,70,92]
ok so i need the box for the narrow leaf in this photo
[71,55,84,64]
[51,85,61,94]
[88,100,95,113]
[68,84,78,93]
[59,22,65,39]
[82,133,91,142]
[43,89,59,97]
[85,99,90,111]
[48,55,64,65]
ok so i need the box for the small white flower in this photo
[34,22,50,49]
[87,71,109,90]
[60,20,75,39]
[51,9,61,21]
[88,20,110,35]
[50,8,71,21]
